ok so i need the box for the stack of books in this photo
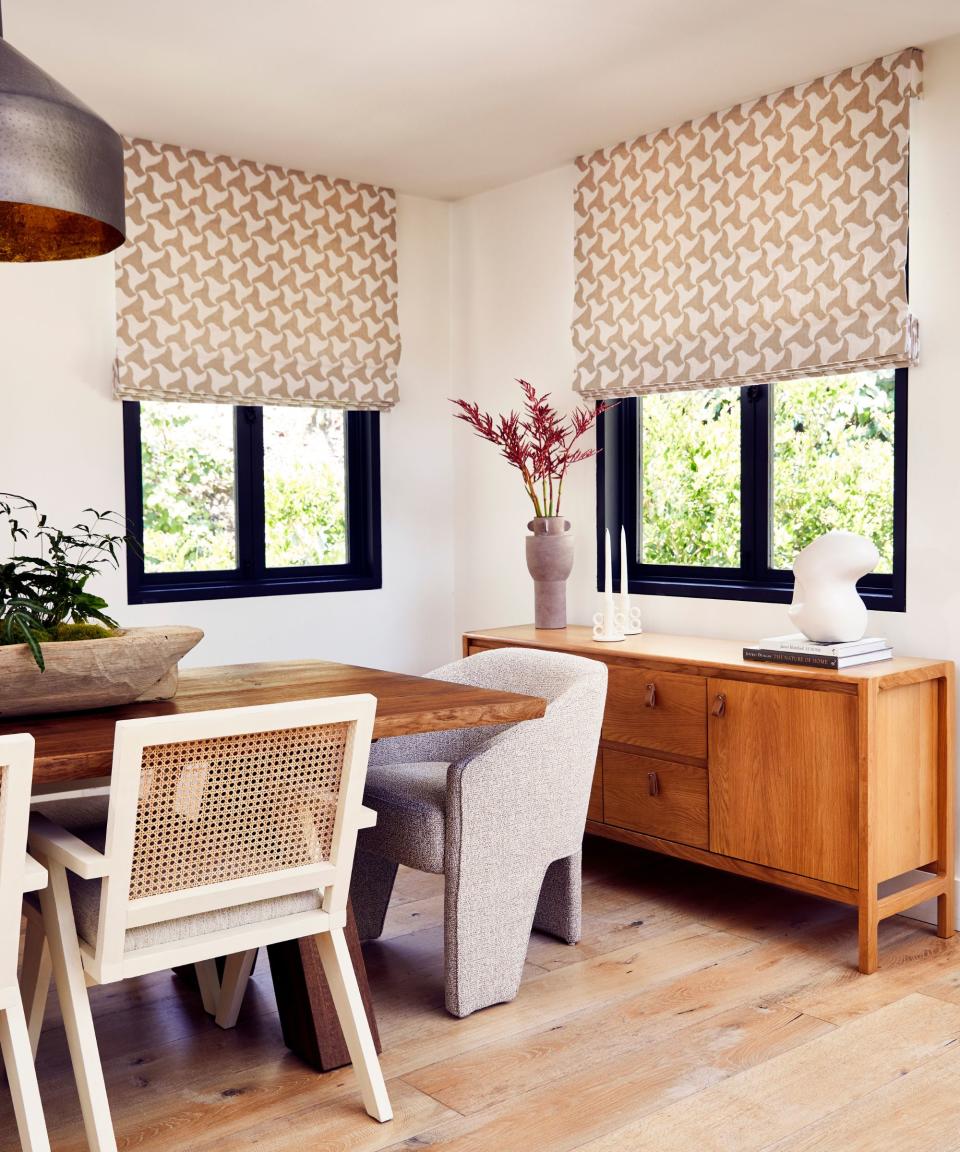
[743,634,893,669]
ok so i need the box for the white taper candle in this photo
[604,529,613,598]
[620,526,629,599]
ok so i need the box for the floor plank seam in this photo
[396,1075,469,1118]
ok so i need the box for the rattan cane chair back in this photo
[129,721,351,901]
[91,695,376,978]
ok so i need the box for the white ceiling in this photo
[8,1,960,200]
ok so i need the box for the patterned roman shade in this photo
[115,138,400,410]
[573,49,922,399]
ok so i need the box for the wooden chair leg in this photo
[314,927,392,1123]
[0,1000,51,1152]
[214,951,257,1030]
[20,913,52,1058]
[39,869,117,1152]
[194,960,221,1017]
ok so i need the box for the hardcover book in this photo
[758,633,888,657]
[743,646,893,669]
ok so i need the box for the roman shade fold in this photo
[115,138,400,410]
[573,49,922,399]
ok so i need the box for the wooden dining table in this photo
[3,659,546,1072]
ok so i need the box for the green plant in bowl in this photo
[0,494,130,671]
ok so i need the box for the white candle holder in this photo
[615,527,642,636]
[616,594,643,635]
[592,597,625,642]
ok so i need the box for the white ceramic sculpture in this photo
[788,531,880,643]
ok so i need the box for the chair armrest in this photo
[28,813,110,880]
[22,853,48,894]
[357,805,378,829]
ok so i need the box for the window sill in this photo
[612,576,905,613]
[128,572,382,605]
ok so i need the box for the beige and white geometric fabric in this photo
[115,138,400,410]
[573,49,922,399]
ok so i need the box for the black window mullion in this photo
[890,367,908,607]
[620,398,639,584]
[341,410,382,583]
[596,400,637,588]
[122,401,146,579]
[740,384,771,583]
[234,405,265,581]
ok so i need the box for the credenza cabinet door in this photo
[707,678,859,887]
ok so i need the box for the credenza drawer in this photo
[602,749,708,848]
[603,667,707,761]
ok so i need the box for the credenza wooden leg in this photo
[937,890,955,940]
[936,672,956,940]
[858,896,879,975]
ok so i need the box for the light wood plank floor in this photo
[5,838,960,1151]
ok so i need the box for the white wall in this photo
[451,165,598,636]
[449,34,960,914]
[0,194,456,673]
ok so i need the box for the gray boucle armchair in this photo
[350,647,607,1017]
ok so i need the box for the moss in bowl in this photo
[0,622,118,647]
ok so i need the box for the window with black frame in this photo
[123,401,381,604]
[598,368,906,610]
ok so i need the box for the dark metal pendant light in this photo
[0,3,125,261]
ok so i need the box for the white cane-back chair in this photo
[25,696,390,1152]
[0,734,51,1152]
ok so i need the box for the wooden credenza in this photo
[463,625,956,973]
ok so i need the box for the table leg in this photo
[267,902,381,1071]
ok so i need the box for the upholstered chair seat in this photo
[26,797,322,952]
[362,762,448,872]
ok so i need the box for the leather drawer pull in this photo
[648,771,660,796]
[711,693,726,717]
[645,682,657,708]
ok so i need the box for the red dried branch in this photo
[451,383,615,517]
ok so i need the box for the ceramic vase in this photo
[525,517,574,629]
[788,531,880,643]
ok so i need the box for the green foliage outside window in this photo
[640,371,896,572]
[140,402,347,573]
[263,406,347,568]
[640,386,741,568]
[141,403,237,572]
[771,372,894,573]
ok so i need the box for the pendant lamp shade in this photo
[0,37,125,261]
